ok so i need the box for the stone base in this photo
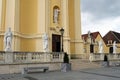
[5,48,12,52]
[5,52,13,63]
[101,61,109,67]
[61,63,71,72]
[0,62,62,74]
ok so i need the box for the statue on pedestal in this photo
[113,41,117,54]
[4,27,13,52]
[98,40,103,53]
[43,33,49,52]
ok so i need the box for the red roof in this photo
[82,31,101,42]
[103,31,120,44]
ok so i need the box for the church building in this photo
[0,0,83,58]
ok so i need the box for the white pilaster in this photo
[37,0,49,51]
[74,0,81,40]
[38,0,46,33]
[74,0,83,55]
[5,0,20,51]
[5,0,20,30]
[61,0,70,54]
[14,0,20,32]
[61,0,69,36]
[14,0,20,51]
[5,0,15,30]
[0,0,2,29]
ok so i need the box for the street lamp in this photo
[60,28,64,52]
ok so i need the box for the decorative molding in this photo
[64,36,70,41]
[70,39,83,43]
[0,31,43,39]
[50,27,56,31]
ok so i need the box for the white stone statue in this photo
[98,40,103,53]
[4,27,13,52]
[113,41,117,53]
[54,8,60,23]
[43,33,49,52]
[88,31,91,38]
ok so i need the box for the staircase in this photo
[70,59,101,70]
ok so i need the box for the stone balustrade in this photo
[0,51,64,64]
[89,53,120,61]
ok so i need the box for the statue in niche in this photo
[53,8,60,23]
[98,40,103,53]
[43,33,49,52]
[113,41,117,53]
[4,27,13,52]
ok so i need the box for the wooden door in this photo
[52,34,61,52]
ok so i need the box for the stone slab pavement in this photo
[0,74,28,80]
[1,67,120,80]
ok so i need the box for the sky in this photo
[81,0,120,36]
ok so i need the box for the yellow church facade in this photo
[0,0,83,57]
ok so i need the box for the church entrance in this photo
[52,34,61,52]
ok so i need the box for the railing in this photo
[89,53,120,61]
[0,52,64,64]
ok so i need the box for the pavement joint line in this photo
[79,70,120,78]
[111,67,120,70]
[24,76,38,80]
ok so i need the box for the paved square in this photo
[1,67,120,80]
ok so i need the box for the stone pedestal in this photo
[5,52,13,63]
[101,61,109,67]
[100,54,104,60]
[61,63,71,72]
[27,53,32,63]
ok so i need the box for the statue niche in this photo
[53,6,60,24]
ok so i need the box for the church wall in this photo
[20,0,37,34]
[20,38,36,51]
[20,0,38,51]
